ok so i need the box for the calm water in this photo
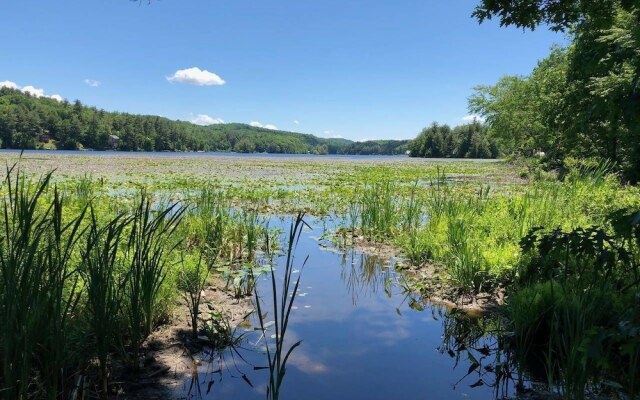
[172,217,516,400]
[0,149,500,162]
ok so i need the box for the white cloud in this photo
[322,130,343,139]
[0,80,19,89]
[84,79,101,87]
[462,114,485,123]
[22,85,45,97]
[249,121,278,130]
[2,80,64,101]
[293,120,300,125]
[191,114,224,126]
[167,67,225,86]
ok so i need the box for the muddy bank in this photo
[399,262,506,315]
[340,234,506,315]
[116,277,253,399]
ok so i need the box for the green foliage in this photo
[0,149,638,399]
[469,47,568,156]
[446,219,488,293]
[507,213,640,399]
[563,6,640,182]
[401,166,639,293]
[359,181,398,241]
[408,122,499,159]
[471,2,640,182]
[472,0,635,32]
[0,167,87,399]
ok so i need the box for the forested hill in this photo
[0,88,406,155]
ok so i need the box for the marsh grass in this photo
[401,179,425,233]
[400,164,638,294]
[243,208,262,260]
[254,212,308,400]
[189,187,231,261]
[359,181,397,241]
[446,219,487,293]
[0,155,638,399]
[0,164,280,398]
[0,165,87,399]
[74,173,94,207]
[80,210,131,392]
[177,253,209,339]
[124,191,185,368]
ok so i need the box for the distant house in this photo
[39,134,51,143]
[108,135,120,148]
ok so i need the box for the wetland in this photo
[0,152,638,399]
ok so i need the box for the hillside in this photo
[0,88,407,155]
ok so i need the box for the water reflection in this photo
[173,219,521,400]
[339,252,394,305]
[437,308,523,399]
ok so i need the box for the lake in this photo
[171,217,516,400]
[0,149,500,162]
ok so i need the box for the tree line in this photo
[0,88,409,155]
[408,121,499,159]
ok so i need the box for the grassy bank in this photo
[0,153,638,398]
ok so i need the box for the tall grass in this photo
[401,179,424,233]
[243,208,262,260]
[359,181,397,241]
[190,187,230,262]
[446,219,486,293]
[0,166,253,398]
[74,173,94,207]
[124,191,185,368]
[0,166,87,399]
[401,164,636,294]
[80,210,131,392]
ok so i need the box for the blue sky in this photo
[0,1,565,141]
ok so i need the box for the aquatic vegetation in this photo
[80,210,131,392]
[506,210,640,399]
[177,253,209,339]
[0,167,87,399]
[200,307,239,350]
[437,308,519,398]
[0,153,638,399]
[124,192,186,367]
[358,181,398,241]
[254,212,308,400]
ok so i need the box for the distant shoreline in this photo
[0,149,503,162]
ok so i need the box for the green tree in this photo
[469,47,569,156]
[474,0,640,181]
[472,0,634,32]
[408,122,497,159]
